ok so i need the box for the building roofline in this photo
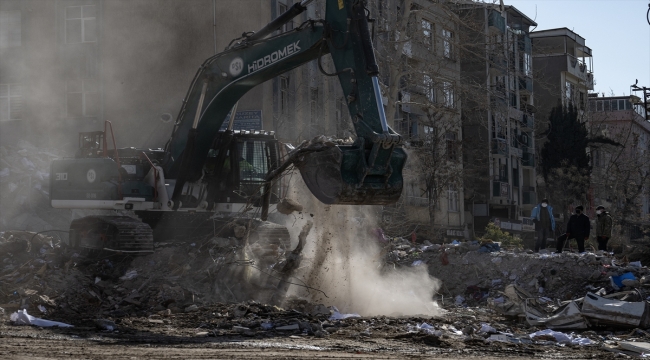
[504,5,537,27]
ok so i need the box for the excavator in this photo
[49,0,406,257]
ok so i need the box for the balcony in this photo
[488,10,505,33]
[566,55,593,86]
[488,54,506,75]
[523,191,536,205]
[518,77,533,94]
[522,152,535,167]
[490,82,506,98]
[491,139,508,156]
[518,34,532,53]
[493,181,509,197]
[521,113,534,130]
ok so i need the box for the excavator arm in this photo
[165,0,406,206]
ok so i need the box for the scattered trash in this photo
[455,295,465,305]
[10,310,73,328]
[610,272,636,290]
[411,260,424,267]
[119,269,138,281]
[529,329,592,345]
[184,304,199,313]
[37,305,47,314]
[479,323,497,334]
[261,322,274,330]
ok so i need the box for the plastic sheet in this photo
[10,310,73,328]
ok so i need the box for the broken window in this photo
[0,83,22,121]
[0,10,21,48]
[65,5,96,44]
[66,79,98,117]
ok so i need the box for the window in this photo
[442,29,453,59]
[65,5,96,43]
[448,184,459,212]
[66,79,99,117]
[277,3,293,32]
[423,75,434,102]
[596,100,603,111]
[523,53,532,77]
[280,76,289,115]
[421,19,432,49]
[310,87,319,123]
[446,132,457,161]
[565,81,574,103]
[443,81,454,107]
[0,84,22,121]
[0,10,21,48]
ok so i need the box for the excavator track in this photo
[69,216,154,253]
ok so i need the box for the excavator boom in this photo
[166,0,406,205]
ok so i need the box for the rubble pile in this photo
[0,141,71,233]
[382,237,650,305]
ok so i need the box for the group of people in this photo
[531,199,613,253]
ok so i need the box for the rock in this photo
[589,270,602,280]
[276,198,303,215]
[157,309,172,316]
[184,304,199,313]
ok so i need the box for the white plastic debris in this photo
[95,277,101,284]
[411,260,424,267]
[455,295,465,305]
[529,329,592,345]
[37,305,47,314]
[10,310,73,328]
[630,261,642,268]
[329,306,361,320]
[479,323,497,334]
[119,269,138,281]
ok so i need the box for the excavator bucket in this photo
[298,144,406,205]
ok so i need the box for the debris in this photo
[529,329,592,345]
[276,198,303,215]
[119,269,138,281]
[184,304,199,313]
[10,310,73,328]
[581,292,650,328]
[276,324,300,331]
[94,319,117,331]
[479,323,497,334]
[233,325,250,333]
[618,342,650,355]
[526,300,588,330]
[329,307,361,320]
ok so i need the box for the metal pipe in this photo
[372,77,389,133]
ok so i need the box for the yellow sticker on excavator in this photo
[338,0,344,10]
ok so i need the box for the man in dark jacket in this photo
[595,205,613,251]
[558,205,590,253]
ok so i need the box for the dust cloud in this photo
[277,175,442,317]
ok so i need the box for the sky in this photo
[505,0,650,97]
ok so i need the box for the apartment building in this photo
[588,94,650,239]
[454,3,537,237]
[530,28,594,123]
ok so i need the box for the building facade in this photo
[588,94,650,239]
[455,3,537,238]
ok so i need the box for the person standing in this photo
[531,198,555,252]
[595,205,613,251]
[564,205,590,253]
